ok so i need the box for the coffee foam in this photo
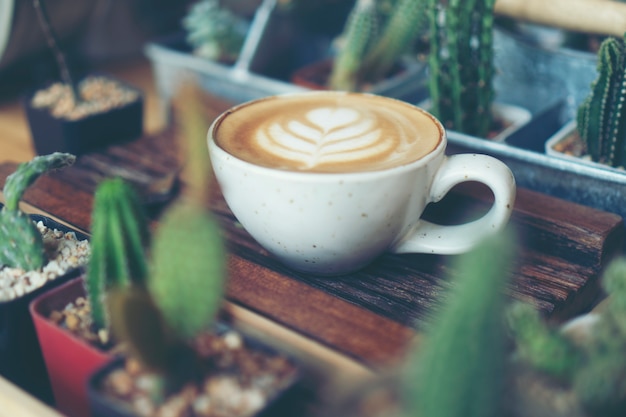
[214,93,442,173]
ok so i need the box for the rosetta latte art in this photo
[255,106,413,170]
[214,93,442,173]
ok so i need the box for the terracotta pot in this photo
[30,276,113,417]
[0,215,88,404]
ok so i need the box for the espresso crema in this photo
[214,93,442,173]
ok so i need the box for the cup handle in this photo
[390,154,516,254]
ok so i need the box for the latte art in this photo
[214,93,442,173]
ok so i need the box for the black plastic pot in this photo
[0,214,89,404]
[23,75,143,156]
[88,324,308,417]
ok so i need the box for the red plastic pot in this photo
[30,276,114,417]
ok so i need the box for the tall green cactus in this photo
[329,0,428,91]
[577,34,626,167]
[109,85,226,385]
[86,177,150,331]
[403,230,515,417]
[0,152,75,270]
[428,0,496,138]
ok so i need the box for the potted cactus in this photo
[23,0,143,156]
[507,257,626,417]
[84,87,302,417]
[290,0,429,99]
[30,177,150,417]
[319,230,516,417]
[425,0,530,141]
[546,34,626,171]
[0,152,89,402]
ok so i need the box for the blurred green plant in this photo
[329,0,428,91]
[183,0,249,63]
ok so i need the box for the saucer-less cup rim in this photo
[208,91,447,181]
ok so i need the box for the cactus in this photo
[109,84,226,390]
[506,302,581,380]
[0,152,75,270]
[329,0,380,91]
[427,0,496,138]
[86,177,150,331]
[507,258,626,416]
[572,258,626,416]
[576,34,626,167]
[403,230,515,417]
[329,0,428,91]
[183,0,248,64]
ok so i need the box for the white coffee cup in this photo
[208,91,515,275]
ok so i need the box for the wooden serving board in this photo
[1,115,623,369]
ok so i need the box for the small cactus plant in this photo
[403,230,515,417]
[329,0,428,91]
[183,0,248,64]
[0,152,75,270]
[576,34,626,168]
[108,84,227,391]
[427,0,496,138]
[508,258,626,417]
[85,177,150,331]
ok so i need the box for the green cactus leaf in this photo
[149,202,226,341]
[330,0,379,91]
[0,210,45,270]
[85,178,150,330]
[3,153,75,211]
[506,302,581,380]
[406,230,515,417]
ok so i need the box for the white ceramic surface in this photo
[208,92,516,275]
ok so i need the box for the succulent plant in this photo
[108,84,226,389]
[183,0,248,64]
[427,0,496,138]
[0,152,75,270]
[506,302,581,381]
[576,34,626,167]
[85,177,150,331]
[329,0,428,91]
[508,258,626,417]
[404,230,515,417]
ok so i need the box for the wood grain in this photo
[0,101,623,366]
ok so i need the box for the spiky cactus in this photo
[85,177,150,331]
[576,34,626,167]
[183,0,248,64]
[329,0,428,91]
[109,85,226,388]
[403,230,515,417]
[427,0,496,138]
[506,302,581,381]
[0,152,75,270]
[508,258,626,417]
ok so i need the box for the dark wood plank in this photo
[1,109,623,365]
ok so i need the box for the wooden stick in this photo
[495,0,626,37]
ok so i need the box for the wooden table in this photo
[0,57,624,416]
